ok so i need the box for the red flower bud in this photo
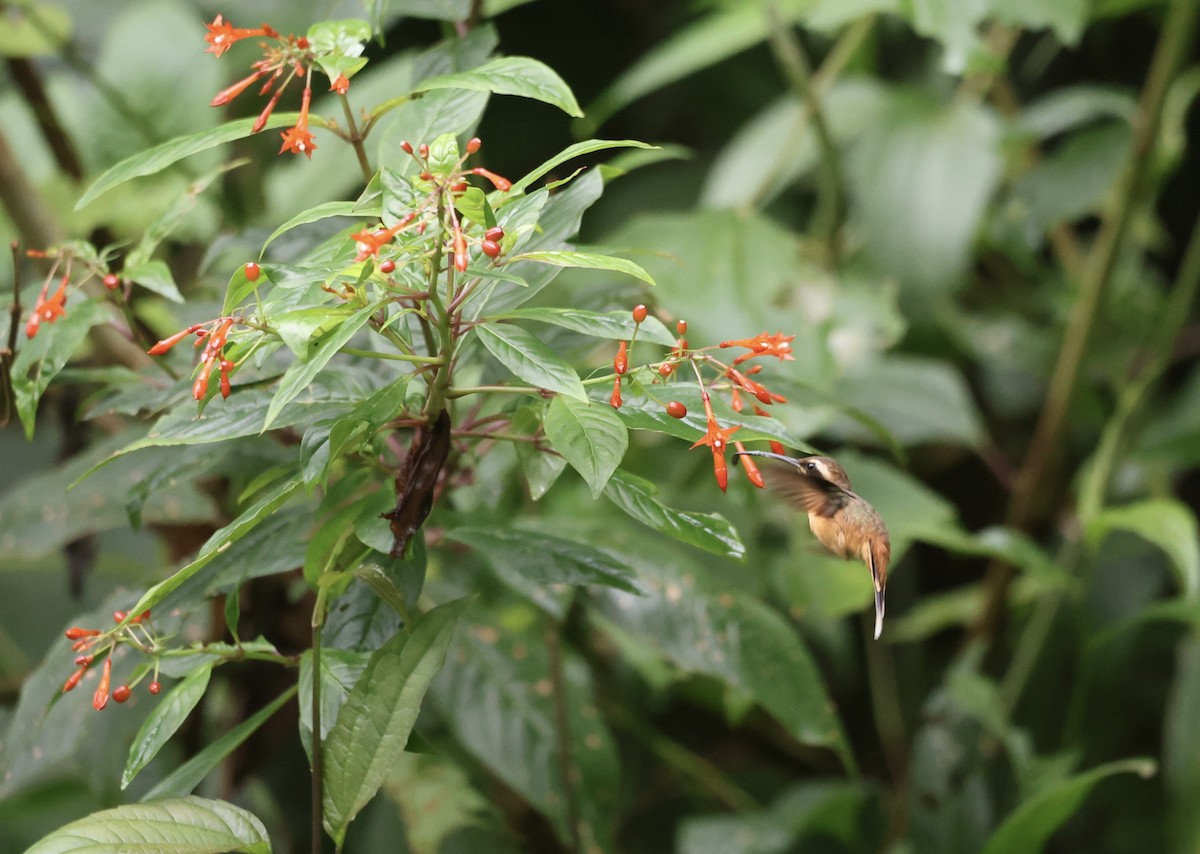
[63,668,85,693]
[769,440,786,456]
[632,304,647,324]
[485,226,504,241]
[470,167,512,191]
[113,611,126,623]
[244,262,261,281]
[103,274,120,290]
[614,341,628,375]
[93,658,112,711]
[481,240,501,258]
[65,627,100,640]
[379,259,396,273]
[418,143,429,159]
[666,401,686,418]
[113,685,131,703]
[658,362,674,377]
[149,681,161,695]
[676,320,687,335]
[466,136,482,153]
[609,377,622,409]
[400,140,413,154]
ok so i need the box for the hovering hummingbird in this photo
[736,451,891,639]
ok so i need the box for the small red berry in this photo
[632,304,648,324]
[113,611,127,623]
[658,362,674,377]
[244,262,260,281]
[379,259,396,274]
[296,36,309,48]
[113,685,131,703]
[451,181,468,193]
[676,319,687,335]
[666,401,686,418]
[149,681,161,695]
[485,226,504,241]
[466,136,482,153]
[481,240,501,258]
[103,273,120,290]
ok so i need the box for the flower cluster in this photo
[605,307,795,492]
[25,275,69,339]
[63,610,160,711]
[147,316,242,400]
[204,14,339,158]
[350,137,512,273]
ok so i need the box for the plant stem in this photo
[545,622,583,852]
[338,93,374,185]
[339,347,443,364]
[766,9,846,266]
[863,613,908,780]
[1,241,22,427]
[970,0,1200,641]
[311,590,328,854]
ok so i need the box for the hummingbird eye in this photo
[805,462,818,473]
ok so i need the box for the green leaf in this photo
[588,541,850,765]
[0,4,71,57]
[124,476,304,620]
[11,300,109,439]
[1087,500,1200,597]
[493,307,676,346]
[543,395,628,498]
[1165,638,1200,851]
[474,323,587,400]
[122,666,213,790]
[431,611,620,851]
[261,200,381,256]
[603,469,745,559]
[415,56,582,117]
[508,249,654,285]
[512,404,568,500]
[142,686,297,801]
[263,303,377,431]
[322,598,469,846]
[980,759,1156,854]
[76,113,301,209]
[125,259,184,302]
[381,753,493,852]
[445,527,641,618]
[298,648,371,765]
[508,139,658,195]
[24,796,270,854]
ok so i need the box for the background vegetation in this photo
[2,0,1199,852]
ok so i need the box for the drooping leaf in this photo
[24,796,271,854]
[492,307,676,346]
[543,395,628,497]
[1087,499,1200,598]
[122,665,213,789]
[603,469,745,559]
[322,598,469,846]
[507,250,654,285]
[508,139,658,195]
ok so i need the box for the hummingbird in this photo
[735,451,891,640]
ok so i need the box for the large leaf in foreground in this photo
[25,796,270,854]
[475,323,587,400]
[322,598,469,846]
[543,395,627,497]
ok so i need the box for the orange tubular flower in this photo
[727,368,786,405]
[330,73,350,94]
[26,276,69,338]
[614,341,628,375]
[210,68,268,106]
[719,331,795,365]
[470,167,512,191]
[148,324,203,355]
[93,657,112,711]
[280,87,317,158]
[690,393,740,492]
[204,15,278,58]
[351,212,418,261]
[610,377,622,409]
[734,441,765,488]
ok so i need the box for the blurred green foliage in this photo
[2,0,1199,852]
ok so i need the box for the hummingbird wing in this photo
[757,459,854,517]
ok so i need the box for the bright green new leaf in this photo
[122,665,213,789]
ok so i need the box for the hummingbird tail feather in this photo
[873,586,885,640]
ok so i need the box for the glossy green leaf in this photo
[76,113,301,209]
[141,686,296,801]
[543,395,628,497]
[322,598,469,846]
[603,469,745,559]
[445,527,641,618]
[261,200,381,256]
[122,665,213,789]
[981,759,1156,854]
[492,307,675,346]
[1087,499,1200,597]
[415,56,582,116]
[474,323,587,400]
[263,304,377,431]
[25,797,270,854]
[507,249,654,285]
